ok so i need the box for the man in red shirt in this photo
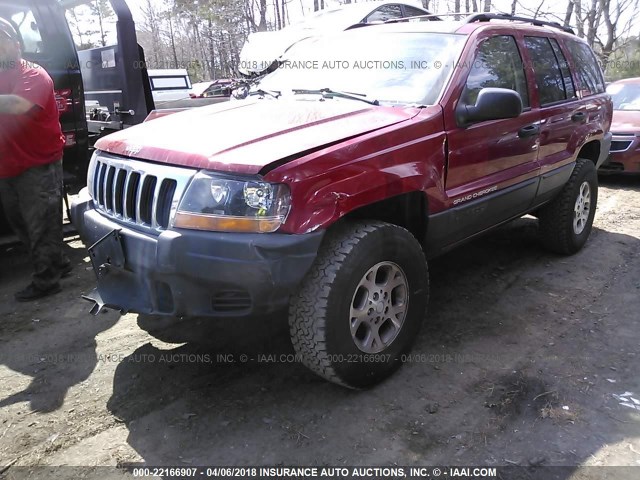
[0,19,70,301]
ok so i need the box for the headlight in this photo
[173,171,291,233]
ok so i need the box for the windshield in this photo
[607,82,640,111]
[256,31,467,107]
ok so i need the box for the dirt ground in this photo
[0,175,639,478]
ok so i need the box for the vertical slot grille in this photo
[139,176,157,225]
[90,154,193,233]
[156,179,177,229]
[125,172,141,221]
[96,162,107,207]
[93,161,102,199]
[104,166,116,211]
[114,169,127,215]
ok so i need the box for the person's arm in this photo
[0,94,36,115]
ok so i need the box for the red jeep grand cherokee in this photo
[600,77,640,174]
[72,13,612,388]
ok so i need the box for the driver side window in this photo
[10,9,43,55]
[464,35,529,108]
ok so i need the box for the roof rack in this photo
[384,13,446,23]
[465,13,575,34]
[385,12,575,35]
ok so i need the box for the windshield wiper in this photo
[248,88,281,99]
[292,88,379,106]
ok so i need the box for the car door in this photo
[441,34,541,244]
[522,35,584,204]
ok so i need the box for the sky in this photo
[123,0,571,26]
[122,0,544,22]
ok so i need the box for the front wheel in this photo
[288,221,429,388]
[538,158,598,255]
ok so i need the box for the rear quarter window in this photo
[566,40,605,97]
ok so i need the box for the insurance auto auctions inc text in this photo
[253,466,496,478]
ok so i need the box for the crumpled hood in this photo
[610,110,640,134]
[95,99,420,174]
[238,30,306,75]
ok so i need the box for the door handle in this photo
[571,111,587,123]
[518,124,540,138]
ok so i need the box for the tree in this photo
[139,0,163,67]
[511,0,639,71]
[65,6,99,50]
[89,0,115,47]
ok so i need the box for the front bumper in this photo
[71,194,324,319]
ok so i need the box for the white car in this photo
[238,1,431,76]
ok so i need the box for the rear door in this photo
[521,35,582,204]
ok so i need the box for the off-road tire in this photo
[288,221,429,388]
[538,158,598,255]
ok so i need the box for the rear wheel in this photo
[538,158,598,254]
[288,221,429,388]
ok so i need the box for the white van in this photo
[147,69,192,105]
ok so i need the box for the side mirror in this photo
[456,87,523,126]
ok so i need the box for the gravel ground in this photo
[0,175,639,479]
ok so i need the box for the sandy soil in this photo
[0,175,639,479]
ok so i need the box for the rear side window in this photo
[150,76,189,90]
[365,5,403,23]
[11,10,42,54]
[404,6,427,17]
[524,36,567,105]
[566,40,605,97]
[549,39,575,99]
[464,35,529,108]
[0,2,43,56]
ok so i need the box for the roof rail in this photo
[465,13,575,34]
[385,12,575,35]
[383,13,443,23]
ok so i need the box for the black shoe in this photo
[15,283,62,302]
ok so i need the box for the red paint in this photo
[607,78,640,173]
[93,21,613,234]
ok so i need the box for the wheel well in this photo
[342,192,427,242]
[578,141,600,165]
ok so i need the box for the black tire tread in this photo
[288,221,423,388]
[538,158,597,255]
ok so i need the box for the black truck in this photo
[0,0,152,232]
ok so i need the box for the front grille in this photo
[610,134,635,153]
[212,290,252,313]
[611,140,633,152]
[89,153,195,232]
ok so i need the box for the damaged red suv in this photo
[600,77,640,174]
[72,14,612,388]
